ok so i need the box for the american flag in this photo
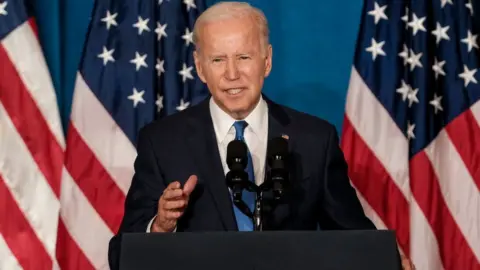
[2,0,207,269]
[59,0,209,268]
[341,0,480,269]
[0,0,65,269]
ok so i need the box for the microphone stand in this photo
[253,190,262,231]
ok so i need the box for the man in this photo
[108,2,413,269]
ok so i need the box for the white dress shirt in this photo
[209,96,269,186]
[147,96,269,232]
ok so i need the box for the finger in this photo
[166,181,181,190]
[183,175,198,196]
[162,189,183,200]
[401,260,412,270]
[164,210,183,220]
[164,200,186,210]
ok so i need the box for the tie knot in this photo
[233,120,248,140]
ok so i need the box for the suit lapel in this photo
[186,99,237,231]
[265,96,291,147]
[264,96,297,229]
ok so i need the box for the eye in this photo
[212,58,223,63]
[239,55,250,60]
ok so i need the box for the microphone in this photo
[225,140,251,215]
[226,139,248,172]
[267,137,289,201]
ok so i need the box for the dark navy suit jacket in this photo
[108,96,376,269]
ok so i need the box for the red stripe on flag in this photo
[56,219,95,270]
[0,174,53,270]
[445,110,480,191]
[410,152,480,270]
[0,45,63,198]
[64,123,125,233]
[27,18,39,37]
[341,116,410,256]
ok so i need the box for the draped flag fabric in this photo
[57,0,208,268]
[0,0,65,269]
[341,0,480,269]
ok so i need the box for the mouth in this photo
[223,88,247,96]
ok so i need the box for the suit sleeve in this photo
[317,125,377,230]
[108,127,166,270]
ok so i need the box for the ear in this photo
[193,50,207,83]
[264,44,273,77]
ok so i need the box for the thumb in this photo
[183,175,198,196]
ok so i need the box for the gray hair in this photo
[193,1,270,50]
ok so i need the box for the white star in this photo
[183,0,197,11]
[432,58,446,79]
[176,99,190,111]
[365,38,386,61]
[101,11,118,30]
[128,88,146,108]
[407,121,416,140]
[130,52,148,71]
[440,0,453,8]
[431,22,450,45]
[461,30,478,52]
[182,28,194,46]
[179,63,194,82]
[407,13,426,36]
[407,87,419,107]
[466,1,474,16]
[406,49,423,71]
[156,95,163,112]
[401,7,409,29]
[133,16,150,35]
[368,2,388,24]
[0,1,7,16]
[396,80,411,101]
[398,44,409,66]
[155,22,168,41]
[429,93,443,114]
[156,59,165,77]
[98,46,115,66]
[458,65,478,87]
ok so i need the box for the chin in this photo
[226,100,250,110]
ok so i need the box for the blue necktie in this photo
[232,120,255,231]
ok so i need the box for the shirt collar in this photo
[209,96,268,144]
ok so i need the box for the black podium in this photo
[119,230,401,270]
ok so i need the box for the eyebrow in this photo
[209,52,255,58]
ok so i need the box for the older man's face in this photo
[194,16,272,119]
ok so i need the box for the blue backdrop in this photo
[32,0,364,133]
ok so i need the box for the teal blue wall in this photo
[245,1,363,132]
[32,0,95,129]
[33,0,365,133]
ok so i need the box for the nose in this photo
[225,58,240,81]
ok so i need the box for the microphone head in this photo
[227,139,248,170]
[267,137,289,168]
[268,137,288,157]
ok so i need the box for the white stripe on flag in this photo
[345,67,411,201]
[410,200,445,270]
[60,168,113,270]
[0,234,21,270]
[424,130,480,261]
[345,67,443,268]
[1,20,65,148]
[0,102,60,262]
[71,73,136,195]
